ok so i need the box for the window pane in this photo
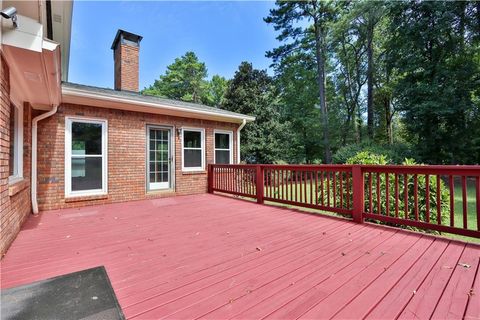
[184,149,202,168]
[184,131,201,148]
[9,104,16,176]
[72,122,102,155]
[215,133,230,149]
[71,157,102,191]
[215,150,231,164]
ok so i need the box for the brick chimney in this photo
[111,30,143,92]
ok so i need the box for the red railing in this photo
[208,164,480,238]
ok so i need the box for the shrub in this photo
[333,141,415,164]
[322,151,451,233]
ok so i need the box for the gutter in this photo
[237,119,247,164]
[31,105,58,214]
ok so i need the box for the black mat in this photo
[1,266,125,320]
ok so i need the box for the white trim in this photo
[181,127,205,172]
[65,117,108,197]
[146,125,174,191]
[8,102,23,182]
[62,85,256,124]
[214,130,233,164]
[237,119,246,164]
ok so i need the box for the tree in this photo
[222,62,288,163]
[387,1,480,164]
[143,51,209,104]
[203,75,228,108]
[265,1,338,163]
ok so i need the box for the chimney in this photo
[111,29,143,92]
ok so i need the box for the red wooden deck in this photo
[1,194,478,319]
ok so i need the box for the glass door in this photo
[147,127,171,190]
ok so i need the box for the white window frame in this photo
[65,117,108,197]
[181,127,205,172]
[214,130,233,164]
[8,103,23,184]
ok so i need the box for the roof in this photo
[61,82,255,124]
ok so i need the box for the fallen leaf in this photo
[341,252,346,256]
[256,247,262,251]
[458,263,471,268]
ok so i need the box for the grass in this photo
[260,178,479,243]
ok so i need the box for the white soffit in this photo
[1,14,61,109]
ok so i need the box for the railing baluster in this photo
[368,172,373,213]
[346,172,350,209]
[327,171,331,207]
[321,171,324,206]
[395,173,399,218]
[385,173,390,217]
[340,172,344,209]
[414,174,419,221]
[310,171,313,205]
[437,175,441,225]
[449,175,455,227]
[333,172,337,207]
[376,173,381,215]
[462,176,467,229]
[315,170,318,205]
[404,174,409,219]
[425,174,430,223]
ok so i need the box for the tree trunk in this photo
[366,21,374,140]
[313,18,332,163]
[385,97,393,144]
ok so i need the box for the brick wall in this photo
[37,103,239,211]
[0,54,33,256]
[114,43,139,92]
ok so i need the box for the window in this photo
[182,128,205,171]
[9,103,23,182]
[65,118,107,197]
[214,130,233,164]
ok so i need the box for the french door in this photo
[147,126,172,190]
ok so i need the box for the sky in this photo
[68,1,279,90]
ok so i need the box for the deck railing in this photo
[208,164,480,238]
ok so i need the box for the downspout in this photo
[31,105,58,214]
[237,119,247,164]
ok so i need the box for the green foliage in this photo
[386,1,480,164]
[143,51,213,105]
[203,75,229,108]
[345,151,388,165]
[333,142,414,164]
[222,62,289,164]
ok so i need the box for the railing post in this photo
[207,164,213,194]
[352,165,364,223]
[256,165,264,204]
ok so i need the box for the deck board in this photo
[0,194,477,319]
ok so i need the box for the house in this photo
[0,1,254,255]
